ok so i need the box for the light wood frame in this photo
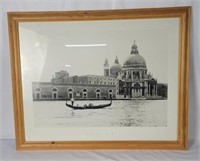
[8,6,191,150]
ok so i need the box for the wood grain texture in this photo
[7,6,191,150]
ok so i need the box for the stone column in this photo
[131,70,133,81]
[139,70,142,79]
[155,84,157,95]
[132,88,134,98]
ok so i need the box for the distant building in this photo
[104,58,109,76]
[32,41,167,100]
[157,83,168,98]
[51,70,69,83]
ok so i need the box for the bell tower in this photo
[104,58,109,76]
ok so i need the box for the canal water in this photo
[34,100,167,127]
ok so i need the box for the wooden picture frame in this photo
[8,6,191,150]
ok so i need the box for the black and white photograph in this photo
[19,18,178,130]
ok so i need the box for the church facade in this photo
[32,42,167,100]
[105,42,159,99]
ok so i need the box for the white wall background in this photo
[0,0,199,145]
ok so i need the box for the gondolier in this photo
[71,98,74,106]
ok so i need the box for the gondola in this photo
[66,99,112,110]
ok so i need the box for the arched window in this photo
[52,88,58,99]
[34,88,41,99]
[108,89,113,99]
[96,89,101,99]
[68,88,74,99]
[82,89,88,99]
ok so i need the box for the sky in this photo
[19,18,179,84]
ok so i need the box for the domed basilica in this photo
[104,41,157,98]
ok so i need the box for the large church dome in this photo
[110,57,122,76]
[123,42,146,68]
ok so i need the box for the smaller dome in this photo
[110,57,122,76]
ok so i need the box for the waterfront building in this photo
[32,41,167,100]
[32,82,116,100]
[33,72,118,100]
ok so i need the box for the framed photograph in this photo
[8,7,191,150]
